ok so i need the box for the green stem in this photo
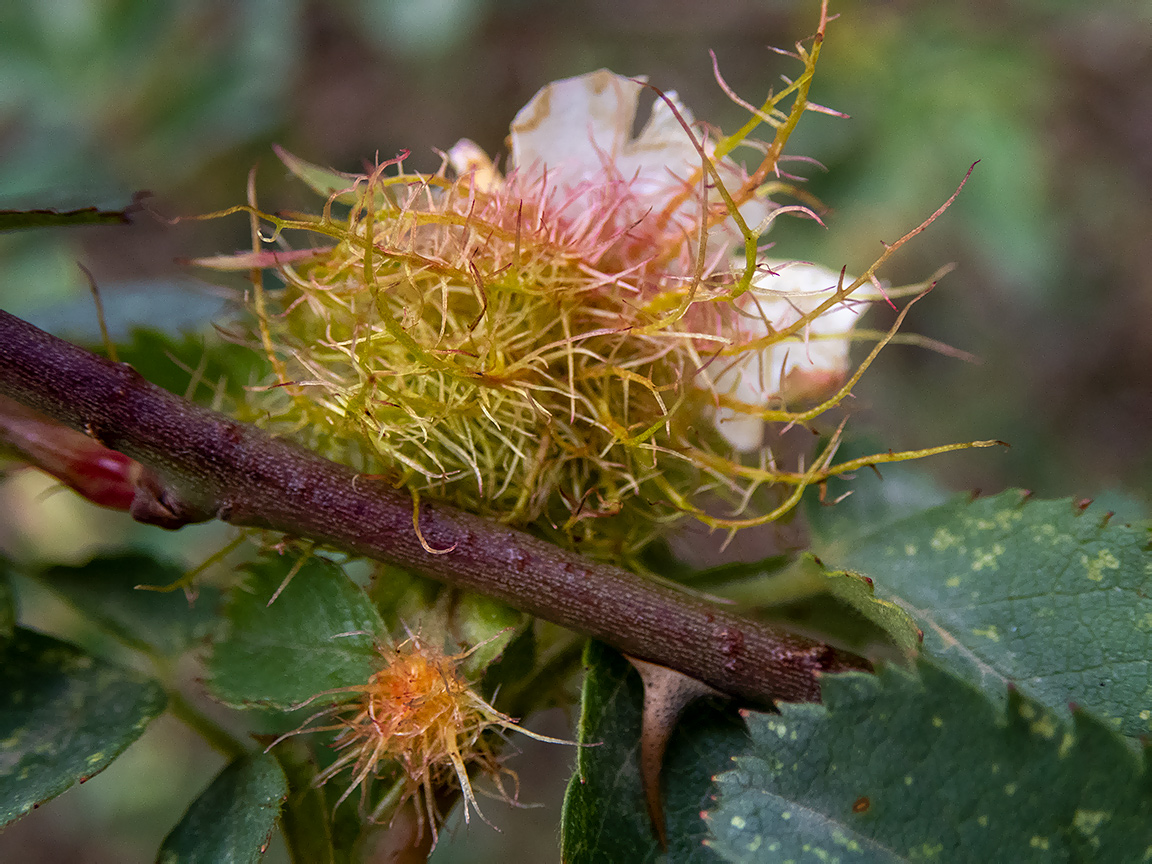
[166,688,248,760]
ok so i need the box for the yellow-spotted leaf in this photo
[819,490,1152,736]
[706,660,1152,863]
[0,628,166,825]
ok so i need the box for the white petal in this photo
[447,138,503,192]
[707,260,869,452]
[510,69,647,186]
[509,69,769,247]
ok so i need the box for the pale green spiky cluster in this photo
[218,155,764,559]
[198,15,991,562]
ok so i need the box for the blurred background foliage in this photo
[1,0,1150,861]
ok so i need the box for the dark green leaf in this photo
[0,559,14,643]
[561,642,746,863]
[39,554,219,658]
[820,490,1152,735]
[0,206,132,231]
[0,627,167,826]
[706,660,1152,863]
[208,556,386,708]
[717,556,920,663]
[157,753,288,864]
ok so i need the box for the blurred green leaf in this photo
[0,627,167,826]
[21,287,230,348]
[365,567,528,680]
[113,328,268,405]
[157,753,288,864]
[755,557,920,663]
[706,555,920,663]
[561,641,743,863]
[0,559,13,643]
[0,0,297,193]
[452,593,527,680]
[0,206,131,231]
[273,145,399,211]
[820,490,1152,736]
[639,534,791,591]
[786,10,1060,293]
[803,438,950,548]
[39,553,219,659]
[367,564,438,630]
[208,556,386,708]
[274,145,361,203]
[706,661,1152,863]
